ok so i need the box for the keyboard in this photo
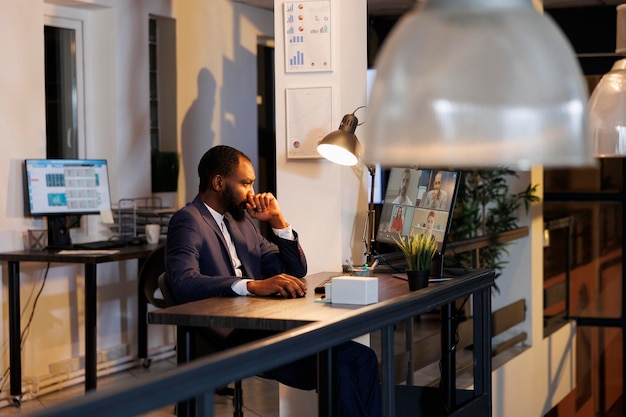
[71,237,146,250]
[314,277,334,294]
[72,240,127,250]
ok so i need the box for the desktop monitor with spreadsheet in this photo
[376,167,461,274]
[24,159,113,247]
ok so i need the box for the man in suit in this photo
[165,145,381,416]
[420,171,448,210]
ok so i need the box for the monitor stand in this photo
[430,251,444,279]
[47,215,80,248]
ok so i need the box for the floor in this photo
[0,357,280,417]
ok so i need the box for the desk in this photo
[149,270,494,417]
[0,244,161,403]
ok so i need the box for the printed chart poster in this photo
[286,86,332,159]
[283,1,332,73]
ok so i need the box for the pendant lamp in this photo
[588,4,626,157]
[364,0,594,171]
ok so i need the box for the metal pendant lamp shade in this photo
[589,5,626,157]
[317,112,362,166]
[364,0,594,171]
[589,60,626,157]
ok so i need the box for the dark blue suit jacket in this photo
[165,195,307,304]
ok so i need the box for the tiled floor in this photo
[0,357,280,417]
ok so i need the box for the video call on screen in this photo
[376,167,458,252]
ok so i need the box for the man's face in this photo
[400,172,410,196]
[223,157,256,221]
[433,173,443,191]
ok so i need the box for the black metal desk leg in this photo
[405,318,414,385]
[137,291,149,365]
[8,261,22,404]
[137,258,149,365]
[176,326,196,417]
[441,302,456,411]
[473,287,492,413]
[381,324,395,417]
[317,348,334,417]
[85,264,97,391]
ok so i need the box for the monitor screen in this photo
[376,168,461,255]
[24,159,112,216]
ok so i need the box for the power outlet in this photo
[49,357,83,375]
[99,344,129,362]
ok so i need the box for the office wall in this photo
[175,0,273,204]
[274,0,368,272]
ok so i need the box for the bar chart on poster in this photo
[283,1,331,73]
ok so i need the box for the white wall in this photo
[274,0,368,273]
[491,167,576,416]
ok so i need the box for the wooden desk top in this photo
[148,271,455,331]
[0,243,161,264]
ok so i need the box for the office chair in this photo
[157,272,244,417]
[137,246,166,368]
[140,247,167,308]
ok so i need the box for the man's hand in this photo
[247,274,307,298]
[245,192,288,229]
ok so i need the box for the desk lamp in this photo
[317,108,376,263]
[364,0,594,170]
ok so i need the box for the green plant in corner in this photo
[393,232,438,272]
[449,168,540,285]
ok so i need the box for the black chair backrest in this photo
[138,246,167,309]
[157,272,178,307]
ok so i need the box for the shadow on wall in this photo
[221,5,264,171]
[181,68,217,202]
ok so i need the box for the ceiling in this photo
[233,0,626,15]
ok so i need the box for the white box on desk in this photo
[330,276,378,305]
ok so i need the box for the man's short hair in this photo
[197,145,251,193]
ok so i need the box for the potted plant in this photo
[393,233,438,291]
[449,168,539,290]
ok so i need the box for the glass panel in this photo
[44,25,78,159]
[545,327,623,417]
[150,128,159,151]
[150,100,158,127]
[149,18,156,42]
[544,201,622,320]
[545,159,623,194]
[150,72,157,99]
[149,43,157,71]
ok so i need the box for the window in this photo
[44,16,85,159]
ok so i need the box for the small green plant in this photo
[393,233,438,271]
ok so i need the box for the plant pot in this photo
[407,269,429,291]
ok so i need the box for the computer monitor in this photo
[24,159,113,247]
[376,167,461,276]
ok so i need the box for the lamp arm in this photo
[363,164,376,263]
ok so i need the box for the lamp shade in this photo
[364,0,593,170]
[589,59,626,157]
[317,113,362,166]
